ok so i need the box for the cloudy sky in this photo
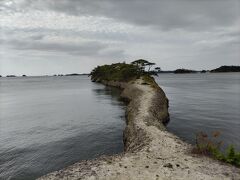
[0,0,239,76]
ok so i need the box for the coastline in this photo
[38,77,240,180]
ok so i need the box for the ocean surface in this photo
[0,73,239,179]
[155,73,240,151]
[0,76,125,180]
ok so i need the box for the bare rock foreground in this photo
[39,78,240,180]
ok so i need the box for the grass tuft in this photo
[192,131,240,167]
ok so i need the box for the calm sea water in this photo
[0,76,125,180]
[156,73,240,151]
[1,73,239,179]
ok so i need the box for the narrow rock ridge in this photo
[39,78,240,180]
[101,78,169,153]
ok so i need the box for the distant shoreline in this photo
[1,65,239,77]
[2,71,240,78]
[0,74,89,78]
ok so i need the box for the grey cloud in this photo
[30,35,45,40]
[0,0,239,76]
[219,30,240,40]
[0,26,127,57]
[99,48,126,58]
[1,38,110,56]
[7,0,240,31]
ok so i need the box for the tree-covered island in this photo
[90,59,159,82]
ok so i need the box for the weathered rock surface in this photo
[38,78,240,180]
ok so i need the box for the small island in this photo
[65,73,89,76]
[6,75,17,77]
[174,69,197,74]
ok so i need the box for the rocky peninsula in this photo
[39,62,240,180]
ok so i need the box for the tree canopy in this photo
[131,59,156,72]
[90,60,159,82]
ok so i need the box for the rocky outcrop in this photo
[101,79,169,153]
[38,78,240,180]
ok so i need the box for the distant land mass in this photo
[1,66,239,78]
[65,73,89,76]
[157,70,174,73]
[174,69,197,74]
[173,66,240,74]
[210,66,240,73]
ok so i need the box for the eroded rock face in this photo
[38,78,240,180]
[121,80,169,152]
[101,78,169,152]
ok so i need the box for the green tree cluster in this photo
[90,60,159,82]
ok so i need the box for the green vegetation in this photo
[90,60,159,82]
[90,63,141,82]
[192,131,240,167]
[210,66,240,72]
[131,59,155,72]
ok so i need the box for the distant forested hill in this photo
[210,66,240,72]
[174,69,197,74]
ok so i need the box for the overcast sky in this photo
[0,0,239,75]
